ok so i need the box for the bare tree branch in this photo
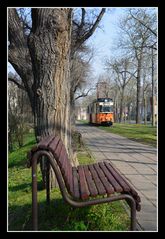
[72,8,106,55]
[8,8,34,102]
[8,76,26,91]
[130,11,157,37]
[80,8,105,41]
[136,44,157,50]
[75,87,95,100]
[80,8,86,29]
[118,70,138,79]
[73,20,79,27]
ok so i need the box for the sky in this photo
[86,8,124,78]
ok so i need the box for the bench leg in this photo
[32,157,38,231]
[46,159,50,204]
[129,197,136,231]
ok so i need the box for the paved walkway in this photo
[77,124,157,231]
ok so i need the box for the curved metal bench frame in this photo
[31,150,136,231]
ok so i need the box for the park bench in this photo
[28,135,141,231]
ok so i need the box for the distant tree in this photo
[141,68,151,124]
[129,8,157,126]
[8,79,31,150]
[116,8,157,124]
[105,57,137,122]
[70,48,93,127]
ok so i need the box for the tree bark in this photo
[144,96,147,125]
[28,9,73,151]
[27,8,75,188]
[136,56,142,124]
[119,88,124,123]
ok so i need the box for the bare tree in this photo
[115,8,157,124]
[106,57,136,122]
[141,69,151,124]
[71,8,106,57]
[8,80,32,150]
[70,49,93,126]
[129,8,157,126]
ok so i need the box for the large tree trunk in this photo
[27,9,75,188]
[28,8,72,152]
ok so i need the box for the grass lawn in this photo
[99,123,157,147]
[8,132,130,231]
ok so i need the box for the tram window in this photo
[99,106,113,112]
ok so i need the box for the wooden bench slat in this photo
[104,162,140,200]
[63,157,69,181]
[83,165,98,197]
[60,146,67,170]
[63,163,72,192]
[103,162,130,192]
[57,146,72,192]
[88,164,106,195]
[68,164,73,194]
[93,163,115,194]
[66,162,73,192]
[38,135,55,149]
[72,167,80,199]
[104,162,141,203]
[53,140,63,159]
[98,162,123,193]
[78,165,90,200]
[48,136,60,153]
[58,146,66,167]
[61,150,69,177]
[58,147,73,195]
[50,140,74,197]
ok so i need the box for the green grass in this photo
[99,123,157,147]
[8,132,130,231]
[76,119,89,124]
